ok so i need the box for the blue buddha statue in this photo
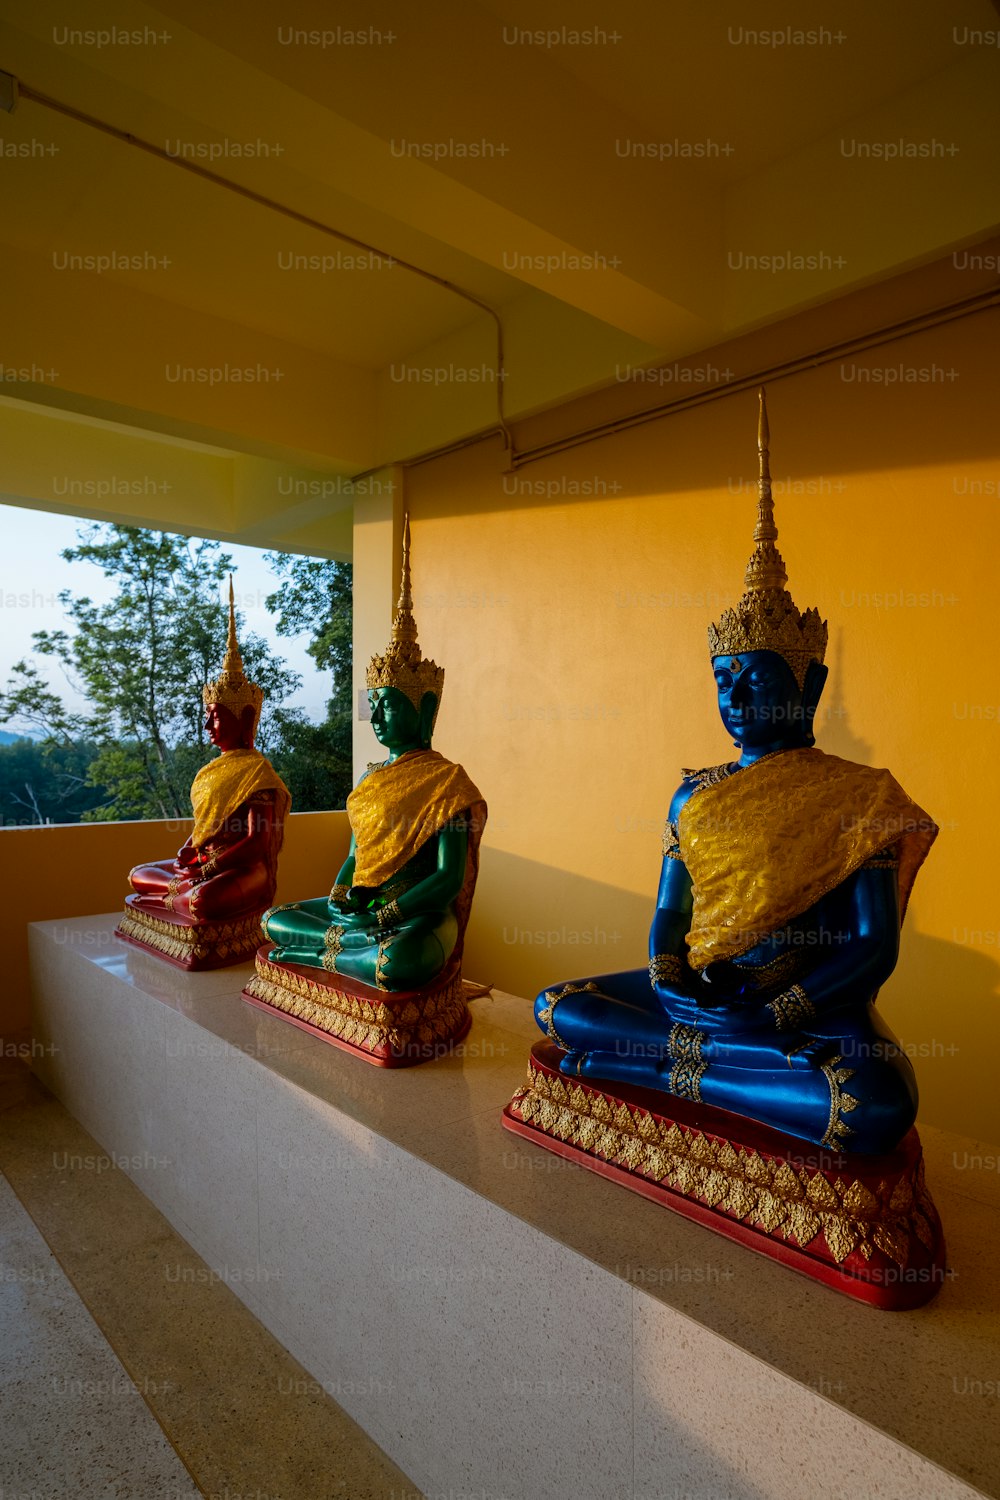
[532,392,937,1156]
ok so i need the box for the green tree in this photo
[0,525,299,821]
[264,553,353,809]
[0,737,105,825]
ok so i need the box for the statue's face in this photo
[712,650,805,750]
[205,702,250,751]
[369,687,421,751]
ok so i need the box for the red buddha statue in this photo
[116,581,291,970]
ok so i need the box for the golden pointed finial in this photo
[366,512,445,725]
[756,387,774,529]
[203,573,264,738]
[744,387,787,593]
[391,513,418,647]
[707,391,827,687]
[758,386,770,490]
[222,575,244,673]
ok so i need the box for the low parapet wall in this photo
[29,913,999,1500]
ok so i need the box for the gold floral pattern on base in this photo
[244,952,469,1059]
[508,1058,940,1268]
[116,906,263,965]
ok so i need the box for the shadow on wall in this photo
[464,845,1000,1144]
[819,627,873,766]
[890,928,1000,1144]
[463,847,651,1009]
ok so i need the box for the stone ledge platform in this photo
[28,914,1000,1500]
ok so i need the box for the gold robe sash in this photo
[678,747,937,970]
[190,749,291,851]
[348,749,486,889]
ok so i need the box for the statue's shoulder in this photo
[663,761,737,832]
[348,762,383,797]
[677,761,737,798]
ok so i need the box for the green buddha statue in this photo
[259,518,486,999]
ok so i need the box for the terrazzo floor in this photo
[0,1054,421,1500]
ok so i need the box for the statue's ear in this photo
[801,661,828,745]
[239,704,257,747]
[418,691,438,747]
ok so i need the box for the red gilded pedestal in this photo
[115,895,264,971]
[241,946,472,1067]
[502,1042,948,1309]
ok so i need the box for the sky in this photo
[0,505,331,733]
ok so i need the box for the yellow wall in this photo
[404,301,1000,1143]
[4,244,998,1144]
[0,810,350,1037]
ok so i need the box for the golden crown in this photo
[202,577,264,737]
[365,515,445,723]
[707,390,828,689]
